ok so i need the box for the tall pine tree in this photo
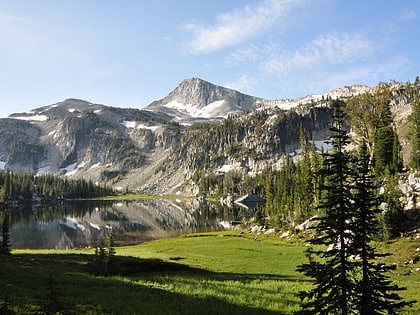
[296,100,358,314]
[353,142,414,314]
[0,212,11,255]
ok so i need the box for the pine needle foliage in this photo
[353,142,415,314]
[296,101,414,314]
[296,100,358,314]
[0,211,12,255]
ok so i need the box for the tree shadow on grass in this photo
[0,253,302,314]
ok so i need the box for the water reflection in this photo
[4,199,253,249]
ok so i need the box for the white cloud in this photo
[225,75,258,95]
[185,0,302,54]
[226,42,279,65]
[263,32,376,75]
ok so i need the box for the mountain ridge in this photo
[0,78,415,195]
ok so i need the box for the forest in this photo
[0,171,113,206]
[193,83,420,239]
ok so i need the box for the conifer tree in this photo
[295,125,314,222]
[0,212,12,255]
[37,272,68,314]
[106,229,118,276]
[353,142,414,314]
[90,229,118,276]
[296,100,357,314]
[381,171,405,239]
[409,94,420,170]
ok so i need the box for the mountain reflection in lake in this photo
[5,199,253,249]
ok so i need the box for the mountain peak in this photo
[146,78,258,122]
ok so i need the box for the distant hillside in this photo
[0,78,417,196]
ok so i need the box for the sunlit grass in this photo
[1,230,418,314]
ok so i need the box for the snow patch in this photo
[11,115,48,122]
[37,166,53,175]
[136,124,159,131]
[262,85,370,111]
[163,100,228,118]
[90,162,101,169]
[68,108,75,113]
[61,217,87,232]
[60,217,78,230]
[122,120,136,129]
[62,162,78,176]
[122,120,159,131]
[0,161,5,170]
[218,163,241,173]
[89,222,101,230]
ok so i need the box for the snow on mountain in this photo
[146,77,258,122]
[258,85,371,111]
[163,99,227,118]
[146,78,372,123]
[122,120,159,131]
[11,114,49,122]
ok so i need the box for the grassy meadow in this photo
[1,231,419,314]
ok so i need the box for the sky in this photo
[0,0,419,118]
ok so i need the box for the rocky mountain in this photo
[146,77,261,123]
[2,98,181,184]
[0,78,416,195]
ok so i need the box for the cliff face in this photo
[0,79,416,195]
[167,106,334,179]
[2,99,181,183]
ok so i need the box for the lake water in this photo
[5,199,253,249]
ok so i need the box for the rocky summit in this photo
[0,78,415,195]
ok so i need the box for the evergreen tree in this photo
[295,125,314,223]
[381,171,405,239]
[296,100,358,314]
[345,83,399,176]
[37,272,69,315]
[409,94,420,170]
[92,238,108,276]
[106,229,118,276]
[352,142,414,315]
[374,126,399,176]
[0,212,12,255]
[90,229,118,277]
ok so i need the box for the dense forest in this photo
[192,83,420,238]
[0,171,113,206]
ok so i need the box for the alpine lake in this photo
[6,198,254,249]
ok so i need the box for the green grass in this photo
[1,231,419,314]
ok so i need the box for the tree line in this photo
[0,171,113,206]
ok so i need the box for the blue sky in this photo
[0,0,419,117]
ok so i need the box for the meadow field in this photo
[1,231,419,314]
